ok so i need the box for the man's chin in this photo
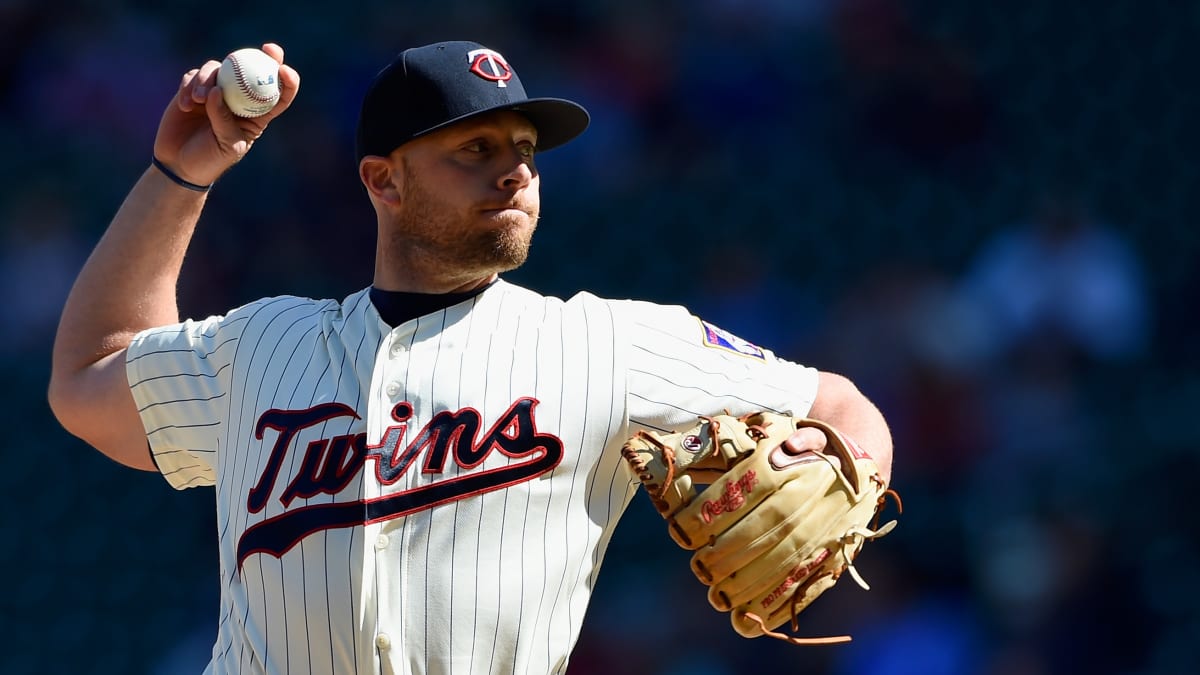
[466,229,530,272]
[491,236,532,269]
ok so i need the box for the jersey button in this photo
[376,633,391,650]
[375,534,389,550]
[389,343,405,357]
[384,382,400,397]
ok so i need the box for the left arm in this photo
[801,371,893,486]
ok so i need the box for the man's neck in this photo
[369,280,498,327]
[372,267,499,294]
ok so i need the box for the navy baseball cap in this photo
[355,41,590,160]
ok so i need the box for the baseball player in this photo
[49,40,893,674]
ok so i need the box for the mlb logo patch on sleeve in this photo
[699,320,765,360]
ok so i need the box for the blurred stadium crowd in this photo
[1,0,1197,673]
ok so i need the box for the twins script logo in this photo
[236,397,563,566]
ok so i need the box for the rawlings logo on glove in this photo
[621,411,901,645]
[701,472,757,522]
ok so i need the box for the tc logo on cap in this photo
[467,48,513,88]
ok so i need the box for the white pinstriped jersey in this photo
[126,279,818,675]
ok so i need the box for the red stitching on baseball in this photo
[230,55,276,103]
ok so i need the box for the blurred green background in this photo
[2,0,1197,673]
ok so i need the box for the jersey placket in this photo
[368,324,417,674]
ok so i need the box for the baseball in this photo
[216,48,281,118]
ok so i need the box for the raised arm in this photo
[48,43,299,470]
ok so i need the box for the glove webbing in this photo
[622,413,732,510]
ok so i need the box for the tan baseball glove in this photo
[621,411,900,645]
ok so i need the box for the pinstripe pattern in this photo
[125,281,817,674]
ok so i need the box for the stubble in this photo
[393,162,538,276]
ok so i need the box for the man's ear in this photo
[359,156,403,206]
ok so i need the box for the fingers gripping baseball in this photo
[154,43,300,186]
[622,412,900,646]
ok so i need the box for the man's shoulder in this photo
[147,289,373,342]
[224,288,371,321]
[568,291,691,321]
[499,281,698,317]
[495,281,631,313]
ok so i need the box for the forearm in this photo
[52,165,206,374]
[47,44,296,467]
[807,371,893,486]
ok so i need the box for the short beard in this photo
[484,214,535,270]
[396,162,537,275]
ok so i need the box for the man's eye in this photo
[464,142,486,153]
[518,145,536,159]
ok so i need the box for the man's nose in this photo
[498,152,534,190]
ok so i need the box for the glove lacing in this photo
[744,481,903,646]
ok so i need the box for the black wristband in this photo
[151,157,212,192]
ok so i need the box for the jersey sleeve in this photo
[125,299,273,489]
[616,299,819,433]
